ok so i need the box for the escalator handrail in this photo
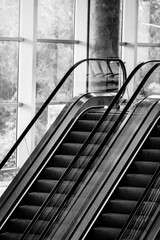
[20,61,160,240]
[41,63,160,240]
[117,117,160,240]
[0,57,126,170]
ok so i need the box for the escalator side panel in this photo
[0,93,112,229]
[84,111,160,239]
[67,101,160,240]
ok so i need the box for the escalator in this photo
[85,111,160,240]
[0,58,160,240]
[37,61,160,240]
[0,106,119,240]
[0,58,126,239]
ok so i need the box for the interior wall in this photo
[89,0,120,58]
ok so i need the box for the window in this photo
[0,0,20,164]
[121,0,160,97]
[138,0,160,60]
[0,0,90,196]
[137,0,160,95]
[36,0,76,143]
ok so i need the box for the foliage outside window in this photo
[0,0,19,166]
[137,0,160,96]
[36,0,75,143]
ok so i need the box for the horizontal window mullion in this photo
[0,167,19,174]
[119,41,160,47]
[138,42,160,47]
[0,102,23,107]
[36,101,67,106]
[0,37,24,42]
[37,38,79,44]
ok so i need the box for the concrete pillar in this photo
[89,0,120,58]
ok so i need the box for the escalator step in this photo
[61,143,83,155]
[99,213,129,228]
[108,200,137,214]
[146,137,160,149]
[8,219,49,234]
[69,131,90,143]
[117,186,145,200]
[0,233,42,240]
[8,219,28,233]
[61,143,99,155]
[69,131,107,143]
[27,192,66,206]
[51,155,74,167]
[43,167,65,180]
[141,149,160,162]
[150,125,160,136]
[89,227,121,240]
[0,233,22,240]
[132,161,159,174]
[100,213,151,230]
[36,179,74,193]
[76,120,98,131]
[44,167,83,180]
[82,112,104,120]
[51,155,91,168]
[125,174,152,187]
[82,111,119,122]
[76,120,111,132]
[17,205,40,219]
[17,205,56,220]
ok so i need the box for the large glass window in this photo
[36,43,74,102]
[0,0,20,163]
[38,0,75,40]
[138,0,160,60]
[137,0,160,95]
[0,0,20,195]
[36,0,75,142]
[0,0,19,37]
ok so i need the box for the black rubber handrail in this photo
[0,58,126,170]
[20,61,160,240]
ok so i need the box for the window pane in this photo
[0,106,17,164]
[36,43,74,103]
[138,46,160,62]
[137,46,160,96]
[0,0,19,37]
[138,0,160,44]
[38,0,75,39]
[35,103,65,146]
[0,42,18,101]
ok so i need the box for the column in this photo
[89,0,120,58]
[17,0,38,167]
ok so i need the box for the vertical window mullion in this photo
[17,0,38,167]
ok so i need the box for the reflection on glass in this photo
[0,41,18,101]
[0,0,19,37]
[88,60,123,92]
[37,0,75,39]
[138,0,160,44]
[35,103,65,146]
[36,43,74,102]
